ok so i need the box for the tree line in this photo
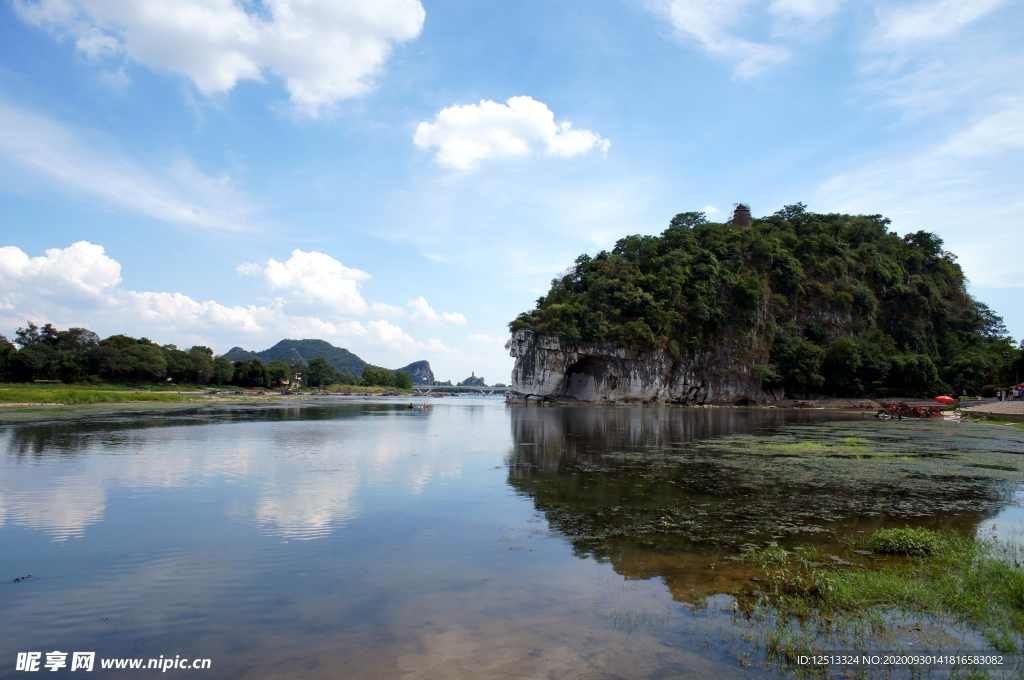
[303,358,413,390]
[0,322,412,390]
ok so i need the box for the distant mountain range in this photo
[222,339,435,384]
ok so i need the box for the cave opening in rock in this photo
[735,398,751,406]
[561,356,616,400]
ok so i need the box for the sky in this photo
[0,0,1021,383]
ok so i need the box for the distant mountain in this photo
[222,339,434,383]
[223,347,259,362]
[397,360,434,384]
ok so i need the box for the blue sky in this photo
[0,0,1021,383]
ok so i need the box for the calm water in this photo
[2,399,1023,679]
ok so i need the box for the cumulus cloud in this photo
[0,104,250,230]
[406,297,466,325]
[0,241,120,300]
[238,249,371,315]
[413,96,610,170]
[11,0,425,116]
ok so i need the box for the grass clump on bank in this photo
[0,386,191,405]
[865,526,947,556]
[744,527,1024,660]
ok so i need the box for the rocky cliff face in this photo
[505,329,779,405]
[398,360,434,384]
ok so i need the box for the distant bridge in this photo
[412,385,509,396]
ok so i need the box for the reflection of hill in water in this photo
[507,406,1024,598]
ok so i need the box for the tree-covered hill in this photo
[225,339,373,376]
[510,204,1021,397]
[224,339,434,383]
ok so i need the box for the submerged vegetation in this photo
[510,204,1022,397]
[743,527,1024,666]
[509,410,1024,674]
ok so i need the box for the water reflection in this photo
[0,401,453,541]
[507,406,1024,599]
[3,400,1022,679]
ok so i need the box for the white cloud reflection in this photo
[0,404,489,542]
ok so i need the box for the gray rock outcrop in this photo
[397,360,435,384]
[505,329,779,405]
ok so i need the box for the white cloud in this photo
[366,319,452,356]
[0,241,120,300]
[936,102,1024,157]
[642,1,1010,79]
[816,100,1024,288]
[413,96,610,170]
[406,297,467,325]
[702,205,720,216]
[770,0,845,23]
[238,249,371,315]
[645,0,792,77]
[876,0,1005,43]
[12,0,425,116]
[0,103,251,230]
[0,242,452,363]
[468,332,507,348]
[370,301,406,317]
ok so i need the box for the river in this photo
[2,399,1023,678]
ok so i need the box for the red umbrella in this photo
[934,396,955,403]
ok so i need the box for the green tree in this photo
[232,359,270,388]
[822,337,863,396]
[769,331,825,397]
[0,335,15,381]
[88,345,129,381]
[268,360,292,386]
[163,346,194,383]
[361,366,395,387]
[888,354,940,397]
[394,370,413,390]
[188,347,214,384]
[306,357,336,387]
[211,356,234,384]
[125,344,168,382]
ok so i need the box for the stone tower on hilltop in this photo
[732,203,752,229]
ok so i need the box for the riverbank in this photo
[963,400,1024,423]
[0,382,417,407]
